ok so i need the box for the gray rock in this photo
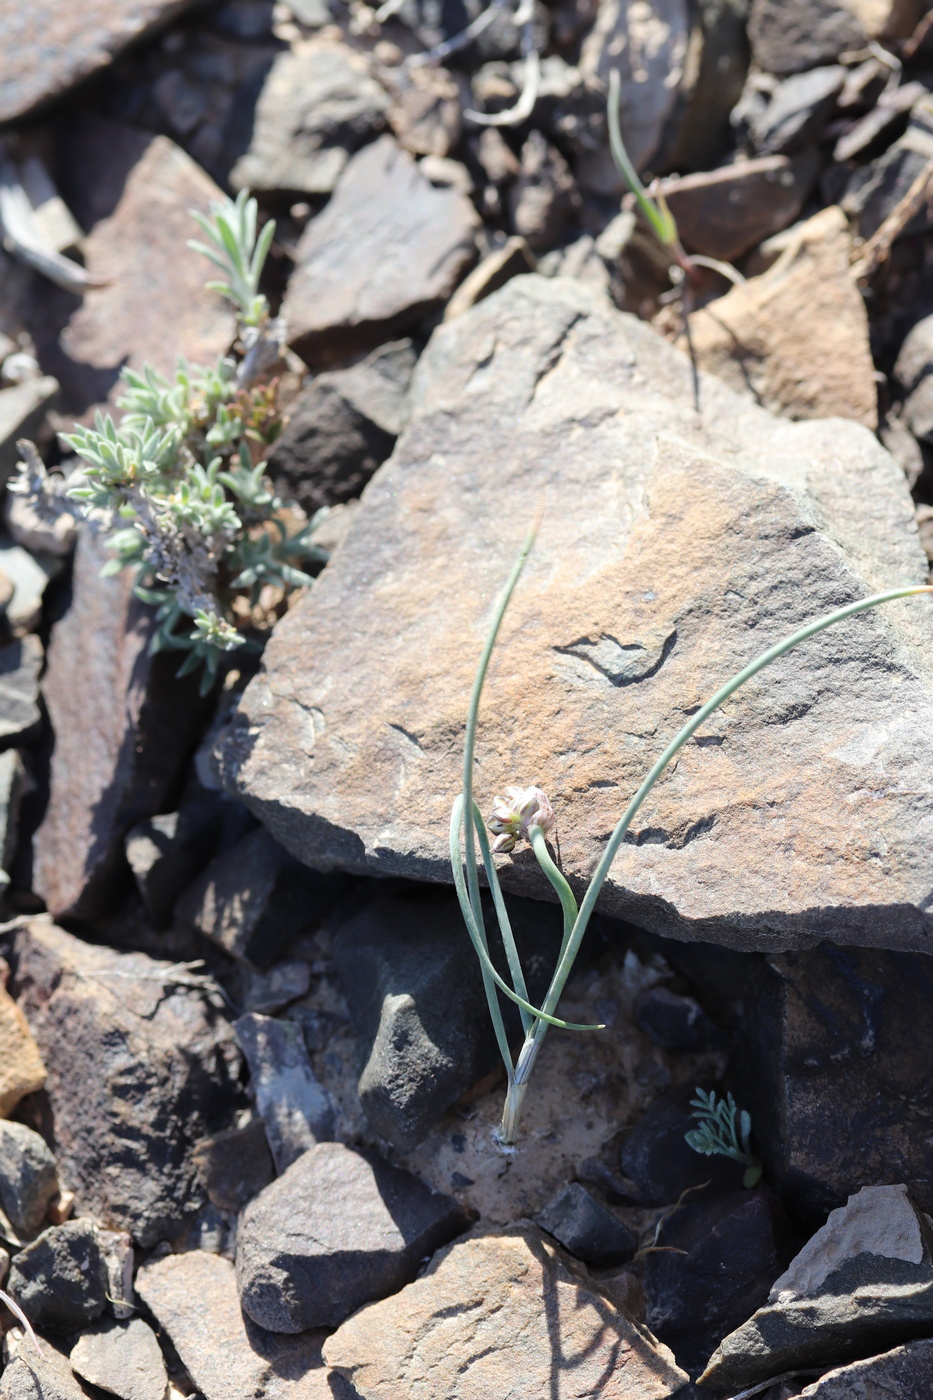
[748,0,866,75]
[6,918,240,1247]
[322,1225,688,1398]
[732,945,933,1222]
[895,313,933,441]
[70,1319,167,1400]
[0,635,42,746]
[236,1141,467,1331]
[700,1184,933,1390]
[0,379,58,482]
[8,1219,109,1332]
[579,0,691,173]
[215,273,933,953]
[284,0,331,23]
[0,1351,87,1400]
[231,42,388,197]
[847,93,933,241]
[234,1014,335,1172]
[267,340,416,516]
[508,131,579,252]
[0,1120,58,1239]
[33,528,210,922]
[644,1190,791,1375]
[125,784,253,930]
[136,1249,332,1400]
[283,134,478,366]
[752,66,846,154]
[535,1182,637,1265]
[332,890,564,1150]
[657,151,820,262]
[332,891,494,1149]
[796,1338,933,1398]
[175,825,344,968]
[633,984,724,1051]
[0,2,204,122]
[0,748,24,894]
[834,79,925,164]
[0,538,63,634]
[241,961,311,1015]
[192,1119,275,1214]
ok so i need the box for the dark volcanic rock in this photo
[332,891,497,1150]
[267,340,415,515]
[644,1190,791,1375]
[734,945,933,1223]
[657,152,820,262]
[231,40,389,196]
[748,0,866,75]
[175,825,344,967]
[332,890,565,1150]
[125,784,253,930]
[8,1219,109,1332]
[752,66,846,154]
[700,1184,933,1390]
[283,134,478,366]
[633,985,725,1051]
[535,1182,637,1265]
[33,528,209,921]
[7,918,240,1247]
[847,93,933,241]
[0,1119,58,1238]
[236,1141,467,1331]
[620,1084,750,1205]
[0,2,203,123]
[895,312,933,442]
[193,1120,276,1214]
[137,1249,332,1400]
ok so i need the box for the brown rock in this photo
[0,982,46,1117]
[323,1226,688,1398]
[0,2,203,123]
[34,527,209,921]
[387,65,463,159]
[215,272,933,953]
[136,1250,333,1400]
[748,0,867,75]
[48,125,235,412]
[685,205,877,428]
[283,134,479,366]
[6,917,240,1246]
[658,151,820,263]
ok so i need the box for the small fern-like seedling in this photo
[685,1089,763,1188]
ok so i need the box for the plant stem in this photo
[491,582,933,1142]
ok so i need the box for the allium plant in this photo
[9,191,325,693]
[451,525,933,1146]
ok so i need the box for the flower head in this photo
[487,784,555,854]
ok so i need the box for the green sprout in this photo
[10,192,323,694]
[450,528,933,1145]
[607,67,745,291]
[685,1089,762,1189]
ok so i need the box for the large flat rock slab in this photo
[216,274,933,953]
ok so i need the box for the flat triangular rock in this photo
[216,274,933,953]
